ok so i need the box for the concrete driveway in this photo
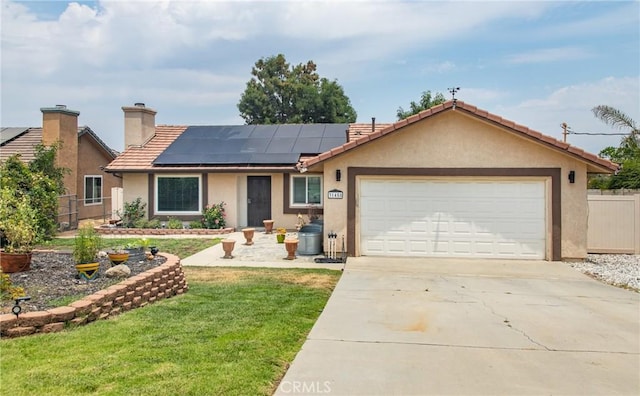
[275,257,640,395]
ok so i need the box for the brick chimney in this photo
[122,103,157,147]
[41,104,79,196]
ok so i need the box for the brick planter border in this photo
[0,253,187,339]
[96,227,234,236]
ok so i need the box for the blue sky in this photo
[1,0,638,154]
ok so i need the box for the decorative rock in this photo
[105,264,131,278]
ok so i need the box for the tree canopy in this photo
[588,105,640,189]
[396,90,446,120]
[237,54,357,124]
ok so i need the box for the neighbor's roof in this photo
[0,126,118,162]
[105,123,388,172]
[301,100,618,173]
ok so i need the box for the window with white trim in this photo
[155,175,201,215]
[84,175,102,205]
[291,175,322,207]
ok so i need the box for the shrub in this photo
[0,271,25,301]
[202,202,226,229]
[120,198,147,228]
[73,224,102,264]
[189,220,204,229]
[147,218,161,229]
[167,217,183,229]
[133,218,149,229]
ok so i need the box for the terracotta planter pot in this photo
[263,220,275,234]
[242,228,255,245]
[284,239,298,260]
[221,239,236,259]
[0,252,32,273]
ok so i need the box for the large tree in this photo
[588,105,640,189]
[396,90,446,120]
[237,54,357,124]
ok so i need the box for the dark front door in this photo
[247,176,271,226]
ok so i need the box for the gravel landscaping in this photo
[569,254,640,291]
[1,251,166,314]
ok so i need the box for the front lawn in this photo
[0,267,340,395]
[36,237,221,259]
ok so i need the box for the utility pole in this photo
[562,122,568,143]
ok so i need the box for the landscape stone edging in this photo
[0,253,188,339]
[96,227,234,236]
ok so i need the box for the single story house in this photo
[105,101,617,261]
[1,106,121,224]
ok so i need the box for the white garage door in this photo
[360,179,546,259]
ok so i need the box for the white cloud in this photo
[505,46,592,64]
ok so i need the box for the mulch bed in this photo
[1,251,165,314]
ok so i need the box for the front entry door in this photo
[247,176,271,226]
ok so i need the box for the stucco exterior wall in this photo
[77,134,122,220]
[207,173,297,230]
[318,111,589,260]
[122,173,149,218]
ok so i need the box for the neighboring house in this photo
[1,105,122,224]
[105,101,617,261]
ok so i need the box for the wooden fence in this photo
[587,194,640,254]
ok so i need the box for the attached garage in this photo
[359,178,547,259]
[299,100,618,261]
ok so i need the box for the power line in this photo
[567,132,629,136]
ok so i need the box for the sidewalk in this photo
[181,230,345,270]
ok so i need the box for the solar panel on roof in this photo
[0,127,29,145]
[153,123,348,166]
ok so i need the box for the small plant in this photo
[0,187,39,253]
[0,271,25,300]
[133,218,149,229]
[138,238,151,250]
[147,218,161,229]
[73,224,102,264]
[202,202,226,229]
[167,217,183,229]
[120,197,147,228]
[189,220,204,229]
[276,228,287,235]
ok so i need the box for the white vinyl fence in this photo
[587,194,640,254]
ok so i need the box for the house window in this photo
[291,175,322,206]
[155,175,201,215]
[84,175,102,205]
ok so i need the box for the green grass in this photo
[36,238,221,259]
[0,267,340,395]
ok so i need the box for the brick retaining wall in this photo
[0,253,187,338]
[96,227,234,236]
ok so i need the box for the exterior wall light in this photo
[568,170,575,184]
[336,169,341,182]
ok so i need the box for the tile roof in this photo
[105,123,389,172]
[0,126,118,162]
[301,101,618,173]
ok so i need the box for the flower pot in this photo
[284,238,298,260]
[263,220,275,234]
[108,252,129,265]
[242,228,255,245]
[125,247,145,262]
[276,234,286,243]
[75,262,100,281]
[221,239,236,259]
[0,252,32,273]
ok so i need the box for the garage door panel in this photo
[360,179,546,259]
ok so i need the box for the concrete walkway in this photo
[181,230,344,270]
[275,257,640,395]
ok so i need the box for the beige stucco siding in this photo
[122,173,149,218]
[319,111,589,259]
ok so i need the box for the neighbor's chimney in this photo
[122,102,157,147]
[41,104,79,196]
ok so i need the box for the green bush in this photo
[202,202,226,229]
[120,198,147,228]
[133,218,149,229]
[147,218,161,229]
[167,217,183,229]
[189,220,204,229]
